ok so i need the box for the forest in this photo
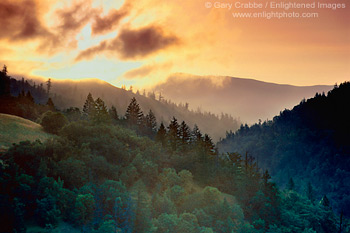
[219,82,350,217]
[1,66,349,232]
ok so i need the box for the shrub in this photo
[40,111,68,134]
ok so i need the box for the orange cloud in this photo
[0,0,50,41]
[92,6,129,35]
[123,63,173,79]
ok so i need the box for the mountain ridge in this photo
[152,74,333,123]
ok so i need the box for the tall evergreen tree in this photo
[179,121,190,145]
[94,98,110,124]
[83,93,96,119]
[0,65,11,96]
[320,195,330,208]
[109,105,119,122]
[2,64,8,75]
[145,109,157,133]
[46,78,52,95]
[203,134,215,155]
[191,124,203,145]
[125,97,143,126]
[156,123,167,146]
[167,117,180,150]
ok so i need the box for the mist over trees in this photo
[0,66,240,141]
[1,65,349,232]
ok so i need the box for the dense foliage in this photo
[0,94,347,232]
[40,111,68,134]
[1,66,348,232]
[219,82,350,216]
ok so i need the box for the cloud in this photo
[117,26,179,59]
[123,63,173,79]
[75,41,108,61]
[37,1,100,53]
[124,65,154,79]
[56,1,97,34]
[92,8,128,35]
[0,0,50,41]
[76,25,179,61]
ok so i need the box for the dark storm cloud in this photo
[0,0,50,41]
[76,25,179,61]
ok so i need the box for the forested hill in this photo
[1,65,348,232]
[1,66,239,141]
[218,82,350,215]
[50,79,240,142]
[0,68,240,141]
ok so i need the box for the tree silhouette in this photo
[93,97,110,124]
[145,109,157,134]
[179,121,190,145]
[125,97,143,126]
[0,64,10,96]
[156,122,167,146]
[46,78,52,95]
[109,105,119,122]
[191,124,203,146]
[83,93,96,119]
[167,117,179,150]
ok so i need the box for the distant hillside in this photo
[218,82,350,215]
[153,74,333,123]
[0,113,51,150]
[47,79,239,141]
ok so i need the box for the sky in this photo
[0,0,349,89]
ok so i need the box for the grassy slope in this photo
[0,113,51,150]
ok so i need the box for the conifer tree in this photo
[320,195,330,208]
[109,105,119,121]
[203,134,215,155]
[167,117,180,150]
[125,97,143,126]
[94,98,110,124]
[156,123,167,146]
[145,109,157,134]
[179,121,190,145]
[0,65,11,96]
[83,93,96,118]
[191,124,203,145]
[46,78,52,95]
[2,64,8,75]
